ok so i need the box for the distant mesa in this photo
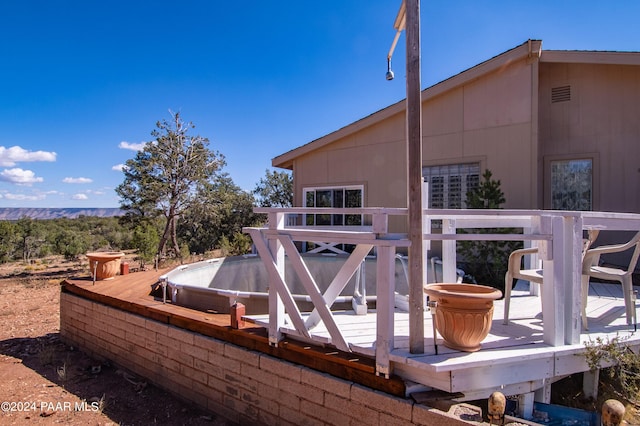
[0,208,123,220]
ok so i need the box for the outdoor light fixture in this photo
[386,58,395,80]
[386,0,406,81]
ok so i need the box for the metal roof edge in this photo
[540,49,640,65]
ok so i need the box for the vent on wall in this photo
[551,85,571,103]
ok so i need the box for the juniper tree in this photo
[253,169,293,208]
[116,111,225,260]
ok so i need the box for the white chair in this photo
[581,231,640,330]
[503,234,596,325]
[503,248,543,325]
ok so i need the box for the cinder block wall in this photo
[60,292,472,426]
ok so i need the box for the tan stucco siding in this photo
[293,56,538,212]
[422,57,536,209]
[293,112,408,209]
[422,86,465,137]
[280,44,640,222]
[462,60,533,130]
[539,62,640,212]
[462,123,534,209]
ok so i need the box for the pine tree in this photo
[457,169,522,292]
[465,170,505,209]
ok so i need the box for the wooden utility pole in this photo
[405,0,424,354]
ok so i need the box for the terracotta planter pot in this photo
[86,252,124,280]
[424,283,502,352]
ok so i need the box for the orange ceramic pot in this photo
[86,252,124,280]
[424,283,502,352]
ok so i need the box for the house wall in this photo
[422,55,537,209]
[59,292,472,426]
[292,111,409,231]
[291,54,538,228]
[292,112,407,210]
[538,62,640,213]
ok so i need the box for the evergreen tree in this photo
[253,169,293,207]
[179,173,259,254]
[116,111,225,260]
[465,170,505,209]
[458,169,522,292]
[132,222,161,269]
[0,221,17,263]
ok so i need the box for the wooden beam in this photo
[405,0,424,354]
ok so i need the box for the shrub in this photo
[220,232,252,256]
[584,335,640,403]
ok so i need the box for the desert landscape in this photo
[0,256,236,425]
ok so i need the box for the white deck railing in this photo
[244,208,640,378]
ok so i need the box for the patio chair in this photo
[581,231,640,330]
[503,233,596,326]
[503,247,543,325]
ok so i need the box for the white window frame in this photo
[423,163,480,209]
[549,158,593,211]
[303,185,364,226]
[301,185,364,254]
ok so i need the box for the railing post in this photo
[372,210,388,235]
[268,212,286,346]
[267,211,285,231]
[442,219,457,282]
[528,216,544,296]
[376,245,396,378]
[566,215,583,344]
[269,231,286,346]
[422,182,430,284]
[541,215,565,346]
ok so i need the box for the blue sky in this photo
[1,1,638,208]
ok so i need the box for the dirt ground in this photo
[0,256,238,426]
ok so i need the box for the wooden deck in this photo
[61,270,407,397]
[62,270,640,402]
[246,280,640,400]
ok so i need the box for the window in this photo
[303,186,363,226]
[423,163,480,209]
[550,159,592,210]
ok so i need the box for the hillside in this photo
[0,208,123,220]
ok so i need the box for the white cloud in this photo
[72,193,89,200]
[63,177,93,184]
[112,163,125,171]
[0,168,44,185]
[119,141,147,151]
[3,192,46,201]
[0,146,57,167]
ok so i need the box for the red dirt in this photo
[0,257,237,425]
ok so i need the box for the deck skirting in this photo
[59,291,475,426]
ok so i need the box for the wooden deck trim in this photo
[61,272,407,397]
